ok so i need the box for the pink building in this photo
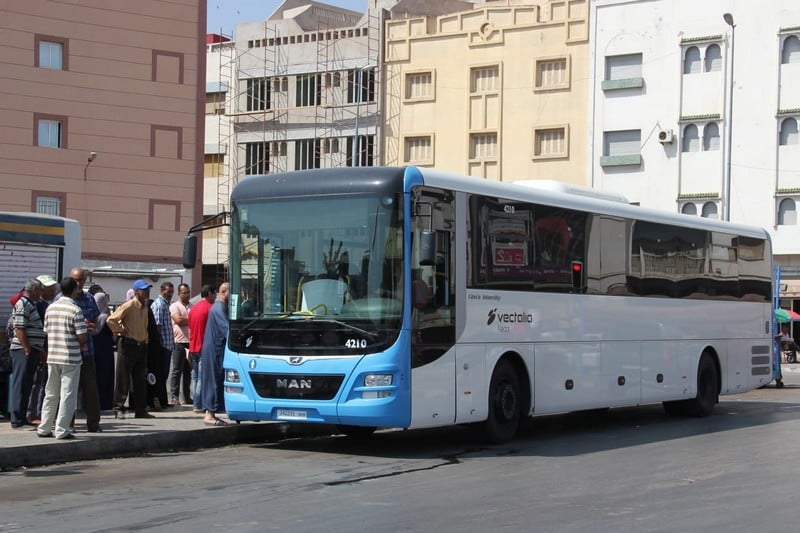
[0,0,207,293]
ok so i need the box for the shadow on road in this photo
[254,396,800,460]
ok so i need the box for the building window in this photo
[206,91,226,115]
[684,46,701,74]
[682,124,700,152]
[404,71,434,100]
[704,44,722,72]
[470,133,497,159]
[600,130,641,166]
[602,53,643,90]
[245,142,269,175]
[780,118,799,145]
[403,135,433,165]
[322,138,340,154]
[39,41,62,69]
[271,141,287,157]
[533,127,568,159]
[35,35,68,70]
[471,66,499,93]
[295,139,321,170]
[35,195,61,216]
[681,203,698,215]
[779,198,797,225]
[246,78,269,111]
[35,115,67,148]
[296,74,321,107]
[782,35,800,64]
[346,135,375,167]
[347,68,375,104]
[535,57,569,90]
[703,122,720,151]
[701,202,718,219]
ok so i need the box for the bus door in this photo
[409,187,457,428]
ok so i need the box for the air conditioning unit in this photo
[657,128,674,144]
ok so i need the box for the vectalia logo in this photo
[487,307,533,327]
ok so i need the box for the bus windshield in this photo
[228,192,404,356]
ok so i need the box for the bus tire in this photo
[337,425,376,440]
[685,353,718,417]
[483,360,521,444]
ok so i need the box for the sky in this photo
[208,0,368,37]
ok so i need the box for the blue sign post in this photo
[774,266,784,387]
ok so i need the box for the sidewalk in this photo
[0,403,334,471]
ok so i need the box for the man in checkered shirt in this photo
[150,281,175,409]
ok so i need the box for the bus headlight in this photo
[364,374,392,387]
[363,374,392,399]
[225,369,240,383]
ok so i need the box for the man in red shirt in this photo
[187,285,215,413]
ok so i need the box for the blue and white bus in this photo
[189,166,773,442]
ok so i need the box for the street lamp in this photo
[723,13,735,221]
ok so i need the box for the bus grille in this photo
[249,373,345,400]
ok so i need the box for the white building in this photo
[588,0,800,301]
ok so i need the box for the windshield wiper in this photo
[290,314,378,341]
[236,312,285,341]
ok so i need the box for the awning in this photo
[776,308,800,322]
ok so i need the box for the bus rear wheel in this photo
[685,353,718,417]
[483,360,521,444]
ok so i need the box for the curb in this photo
[0,422,336,471]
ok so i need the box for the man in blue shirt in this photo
[150,281,175,409]
[66,267,102,432]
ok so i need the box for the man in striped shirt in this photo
[9,278,44,428]
[37,277,88,440]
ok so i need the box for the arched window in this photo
[684,46,701,74]
[782,35,800,64]
[703,122,720,151]
[704,44,722,71]
[701,202,718,219]
[779,198,797,225]
[780,118,799,146]
[682,203,697,215]
[682,124,699,152]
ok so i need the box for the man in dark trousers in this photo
[107,279,155,419]
[64,267,102,432]
[8,279,44,428]
[150,281,175,410]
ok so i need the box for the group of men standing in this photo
[8,268,102,439]
[7,271,231,439]
[105,279,230,426]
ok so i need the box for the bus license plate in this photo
[277,409,307,420]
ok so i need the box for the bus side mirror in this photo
[419,230,436,266]
[183,235,197,269]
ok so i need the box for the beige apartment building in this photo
[384,0,589,183]
[0,0,206,296]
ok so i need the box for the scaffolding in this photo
[205,5,386,286]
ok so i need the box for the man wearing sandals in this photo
[201,282,229,426]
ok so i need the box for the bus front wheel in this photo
[483,360,521,444]
[337,425,376,440]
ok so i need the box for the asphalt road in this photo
[3,376,800,533]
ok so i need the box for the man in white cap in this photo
[106,279,155,419]
[26,274,59,424]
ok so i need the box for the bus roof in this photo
[229,168,769,241]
